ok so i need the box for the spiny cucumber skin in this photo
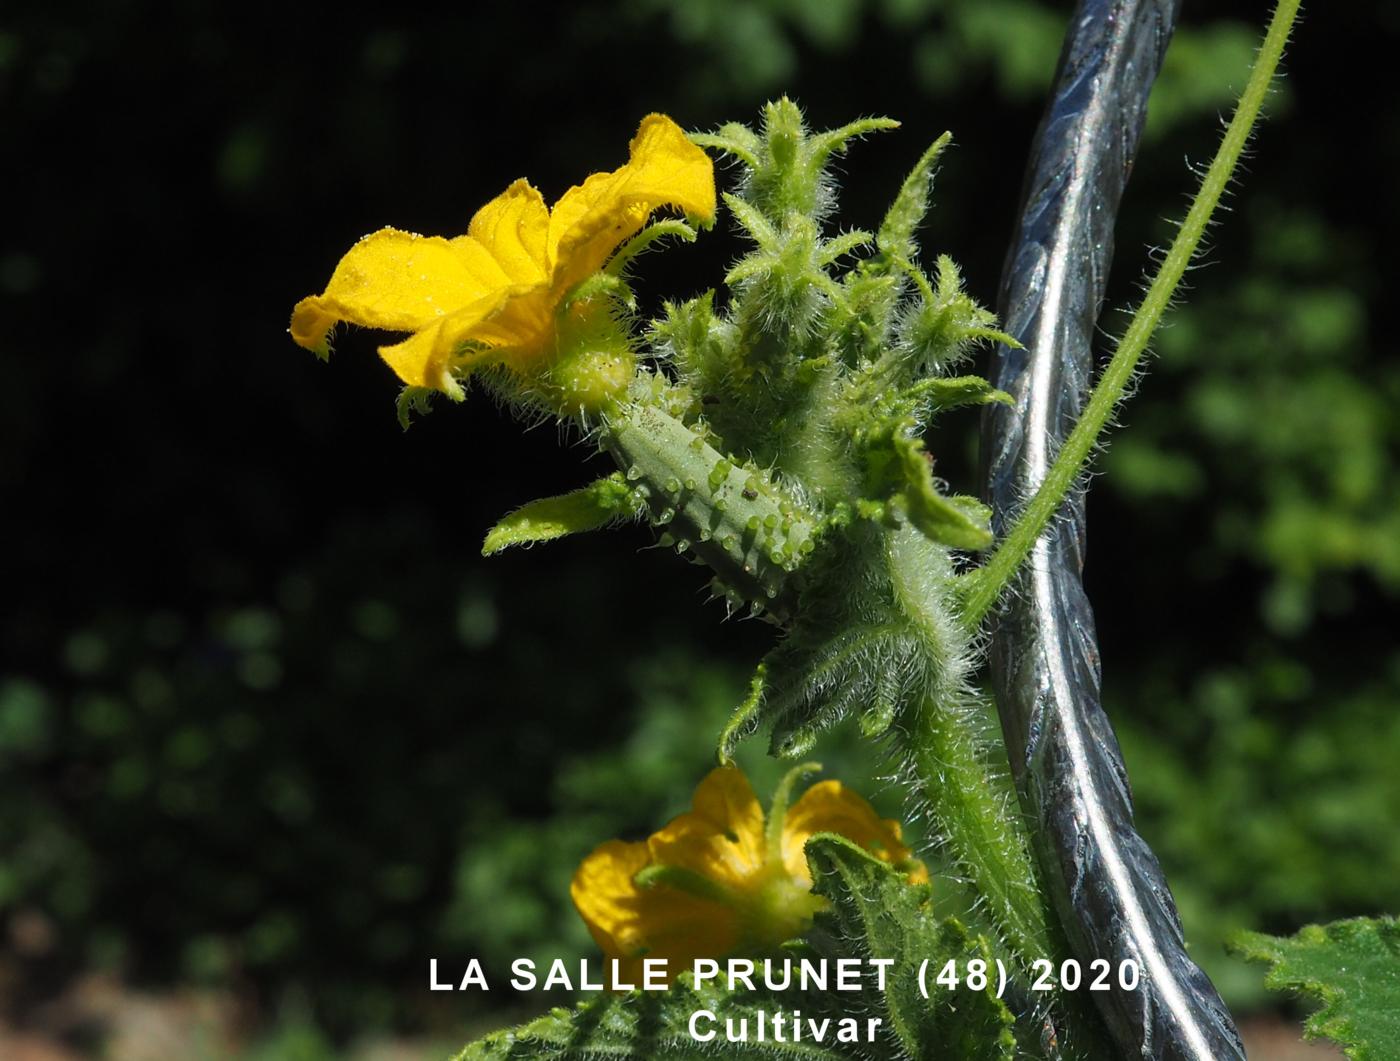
[604,404,819,622]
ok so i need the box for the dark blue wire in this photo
[981,2,1246,1057]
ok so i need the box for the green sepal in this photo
[818,228,873,267]
[608,218,698,277]
[1230,916,1400,1060]
[559,270,635,312]
[805,835,1017,1060]
[481,473,644,556]
[723,191,779,248]
[717,662,766,765]
[806,115,903,170]
[690,121,763,169]
[395,386,439,429]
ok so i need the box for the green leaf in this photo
[806,835,1017,1060]
[481,474,644,556]
[904,375,1013,412]
[760,620,924,758]
[876,131,953,266]
[1230,916,1400,1060]
[456,979,846,1060]
[892,434,993,551]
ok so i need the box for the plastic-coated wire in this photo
[980,2,1246,1057]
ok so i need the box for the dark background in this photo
[3,1,1398,1055]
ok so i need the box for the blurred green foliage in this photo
[2,0,1397,1050]
[1117,657,1400,1008]
[1103,204,1400,634]
[0,539,903,1035]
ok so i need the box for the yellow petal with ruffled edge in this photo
[646,765,767,891]
[292,114,714,396]
[469,180,551,285]
[570,838,740,986]
[289,227,510,356]
[781,780,926,887]
[548,114,717,293]
[374,286,521,398]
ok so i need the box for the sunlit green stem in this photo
[905,692,1053,960]
[902,690,1114,1058]
[885,533,1116,1055]
[885,533,1055,963]
[957,0,1301,629]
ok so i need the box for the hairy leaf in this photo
[1231,916,1400,1060]
[482,474,644,556]
[761,620,925,757]
[892,433,993,551]
[457,978,847,1060]
[908,375,1013,412]
[876,131,953,267]
[806,835,1018,1060]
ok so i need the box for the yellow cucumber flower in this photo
[290,114,715,400]
[571,764,926,985]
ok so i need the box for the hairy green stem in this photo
[888,534,1115,1056]
[886,533,1055,963]
[905,693,1053,960]
[958,0,1301,629]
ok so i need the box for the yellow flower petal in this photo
[781,780,919,886]
[570,838,739,984]
[292,113,714,399]
[467,179,551,286]
[372,300,486,397]
[289,227,512,356]
[569,767,929,982]
[463,284,555,357]
[548,114,716,292]
[646,765,767,891]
